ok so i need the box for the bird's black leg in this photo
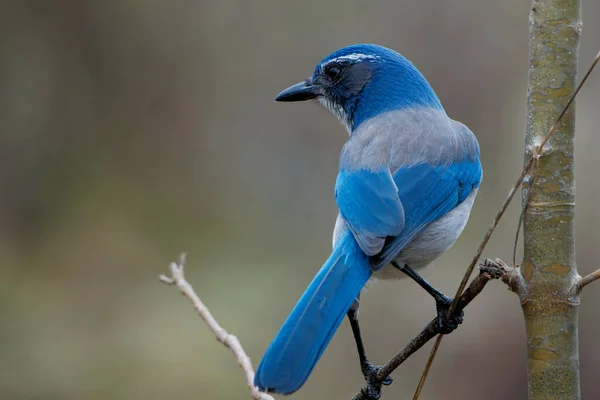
[347,297,392,399]
[391,261,464,334]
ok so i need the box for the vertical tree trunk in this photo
[522,0,582,399]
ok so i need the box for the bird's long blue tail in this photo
[254,231,371,394]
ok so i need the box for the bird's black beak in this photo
[275,79,320,102]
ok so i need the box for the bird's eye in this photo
[324,64,342,81]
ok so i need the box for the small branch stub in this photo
[580,268,600,289]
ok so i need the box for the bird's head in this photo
[275,44,443,133]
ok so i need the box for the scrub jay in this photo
[254,44,482,397]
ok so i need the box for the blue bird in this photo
[255,44,482,397]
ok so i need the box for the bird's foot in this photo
[435,294,464,334]
[360,363,392,400]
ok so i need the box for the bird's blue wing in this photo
[372,159,482,269]
[336,159,481,266]
[335,169,405,255]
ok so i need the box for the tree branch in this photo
[580,268,600,289]
[520,1,585,397]
[351,259,516,400]
[159,254,275,400]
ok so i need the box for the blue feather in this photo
[336,158,481,263]
[335,169,405,255]
[372,160,482,269]
[254,231,371,394]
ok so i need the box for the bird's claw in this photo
[435,294,464,334]
[360,363,392,400]
[435,295,464,334]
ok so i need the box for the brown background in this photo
[1,1,599,399]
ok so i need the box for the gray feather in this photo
[340,108,479,172]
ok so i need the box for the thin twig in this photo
[159,254,275,400]
[350,259,515,400]
[412,50,600,400]
[412,334,442,399]
[581,268,600,288]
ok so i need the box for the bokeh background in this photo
[1,1,599,399]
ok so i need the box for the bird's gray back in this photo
[340,108,479,172]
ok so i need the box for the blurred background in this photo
[1,1,599,399]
